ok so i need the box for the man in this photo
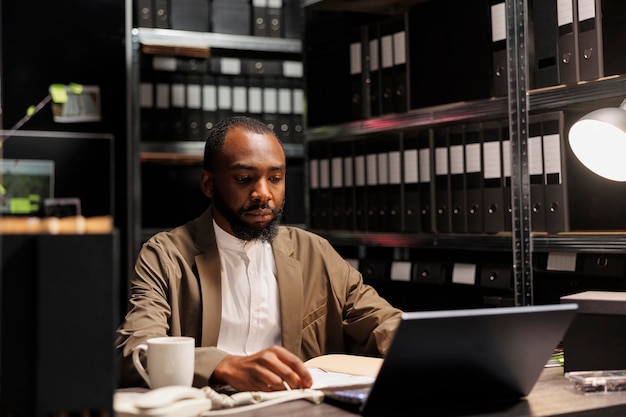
[116,115,402,392]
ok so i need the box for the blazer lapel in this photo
[273,231,304,355]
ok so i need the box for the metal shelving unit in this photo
[301,0,626,306]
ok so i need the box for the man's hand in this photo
[212,346,313,392]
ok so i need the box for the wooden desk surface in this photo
[226,367,626,417]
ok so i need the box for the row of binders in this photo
[135,0,302,39]
[355,257,512,292]
[305,0,626,127]
[308,111,572,235]
[139,54,304,144]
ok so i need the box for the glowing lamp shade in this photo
[568,98,626,182]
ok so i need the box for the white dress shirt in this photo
[213,220,282,355]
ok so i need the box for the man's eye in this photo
[269,176,283,183]
[235,176,250,183]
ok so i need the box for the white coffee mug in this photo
[132,336,195,388]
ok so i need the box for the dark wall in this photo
[1,0,129,311]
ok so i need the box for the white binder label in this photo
[367,154,378,185]
[543,134,562,177]
[502,140,511,178]
[218,85,232,110]
[528,136,543,175]
[171,83,185,108]
[293,89,304,115]
[390,261,412,282]
[283,61,303,78]
[419,149,431,183]
[377,153,389,185]
[435,147,449,175]
[220,58,241,75]
[278,88,292,114]
[152,56,177,72]
[491,2,506,43]
[381,35,393,69]
[232,86,247,113]
[187,84,201,109]
[465,143,481,174]
[393,31,406,65]
[577,0,596,22]
[319,159,330,189]
[331,157,343,188]
[389,151,401,185]
[309,159,319,190]
[403,149,419,184]
[264,88,278,113]
[547,252,577,272]
[355,155,366,187]
[557,0,574,26]
[450,145,464,175]
[483,141,502,179]
[452,263,477,285]
[344,157,354,187]
[156,84,169,109]
[350,42,362,75]
[140,83,153,108]
[248,87,263,113]
[202,85,217,111]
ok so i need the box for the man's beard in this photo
[212,189,284,242]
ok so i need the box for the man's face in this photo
[202,127,286,241]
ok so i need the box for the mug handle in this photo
[132,343,151,387]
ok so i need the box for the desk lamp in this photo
[568,98,626,181]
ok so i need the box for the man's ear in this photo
[200,169,213,198]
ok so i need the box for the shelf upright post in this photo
[507,0,533,305]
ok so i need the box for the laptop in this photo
[322,303,578,416]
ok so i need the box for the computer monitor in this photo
[0,130,114,218]
[0,159,54,215]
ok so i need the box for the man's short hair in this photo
[203,116,281,172]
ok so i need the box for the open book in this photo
[304,354,383,390]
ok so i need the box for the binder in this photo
[528,117,547,232]
[185,72,204,141]
[557,0,579,84]
[530,0,560,88]
[139,80,155,140]
[136,0,155,27]
[501,124,513,232]
[216,74,233,121]
[267,0,283,38]
[386,134,403,232]
[402,131,421,233]
[391,15,409,114]
[170,0,211,32]
[330,142,348,231]
[154,0,170,28]
[365,137,384,232]
[153,71,173,141]
[342,141,356,231]
[479,263,512,290]
[212,0,251,35]
[291,81,304,145]
[418,130,434,233]
[308,144,321,230]
[283,0,303,39]
[464,124,484,234]
[448,126,466,234]
[170,72,186,141]
[349,25,367,121]
[379,17,398,115]
[367,23,382,118]
[319,146,332,231]
[412,260,446,285]
[277,77,293,143]
[577,0,626,81]
[433,128,451,233]
[490,0,508,97]
[482,119,506,233]
[231,75,248,116]
[354,140,368,232]
[202,73,218,135]
[246,75,264,121]
[252,0,268,37]
[262,75,279,133]
[542,111,569,233]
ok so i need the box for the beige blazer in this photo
[116,207,402,387]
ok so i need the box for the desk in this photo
[223,367,626,417]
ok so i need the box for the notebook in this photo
[321,303,578,416]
